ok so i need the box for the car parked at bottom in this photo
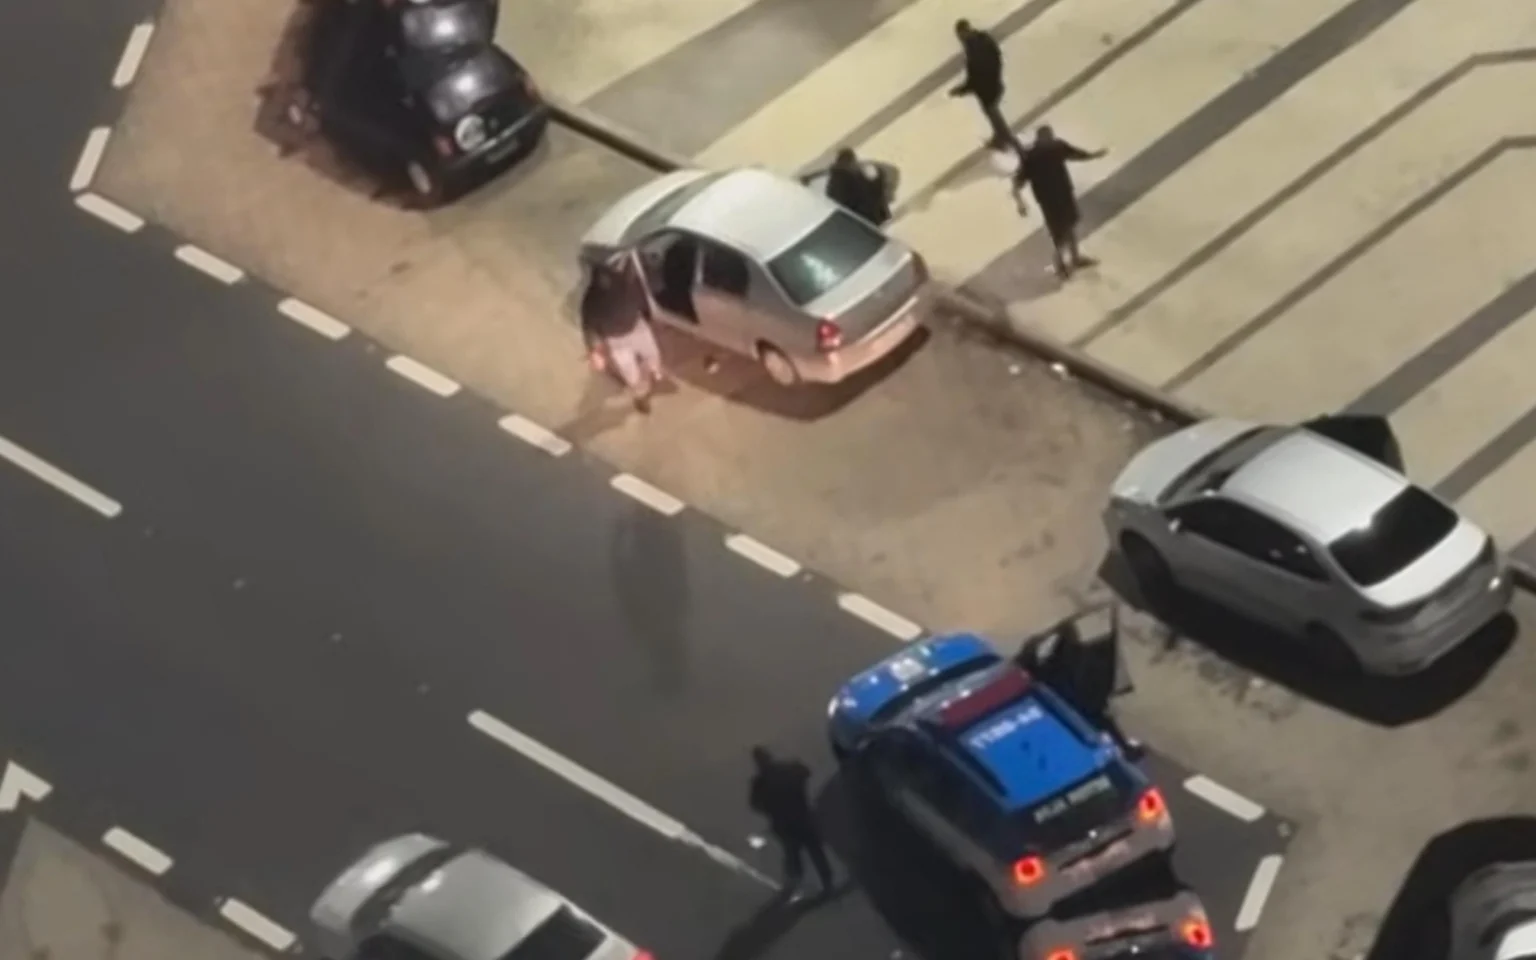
[311,833,650,960]
[1104,417,1511,676]
[827,633,1175,921]
[1451,861,1536,960]
[297,0,547,204]
[1018,889,1215,960]
[579,167,931,386]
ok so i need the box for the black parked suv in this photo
[298,0,547,204]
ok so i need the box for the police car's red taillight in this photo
[1181,918,1213,948]
[1136,787,1167,823]
[1012,854,1046,886]
[1045,949,1077,960]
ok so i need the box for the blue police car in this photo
[1018,890,1215,960]
[827,633,1176,920]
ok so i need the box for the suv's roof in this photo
[669,168,839,260]
[910,664,1106,811]
[1222,429,1406,543]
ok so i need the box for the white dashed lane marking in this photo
[70,127,111,192]
[0,761,52,811]
[112,23,155,89]
[499,414,572,457]
[173,245,244,284]
[219,899,297,952]
[385,356,461,397]
[610,473,685,515]
[725,534,802,577]
[278,298,350,340]
[102,827,173,876]
[837,593,923,641]
[1235,854,1284,931]
[1183,774,1266,822]
[75,192,144,233]
[467,710,776,888]
[0,433,122,518]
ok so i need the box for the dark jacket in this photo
[749,758,817,836]
[1014,140,1094,221]
[958,30,1003,100]
[1017,616,1123,721]
[825,162,893,226]
[580,263,647,344]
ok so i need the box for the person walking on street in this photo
[579,255,669,413]
[748,746,835,899]
[820,148,896,226]
[949,19,1015,151]
[1010,125,1107,278]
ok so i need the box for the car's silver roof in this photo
[386,850,565,960]
[668,168,837,260]
[1223,429,1407,543]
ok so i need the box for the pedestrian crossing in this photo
[499,0,1536,564]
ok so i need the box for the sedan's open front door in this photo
[1302,414,1405,472]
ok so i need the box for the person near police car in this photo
[748,746,836,899]
[1016,609,1143,759]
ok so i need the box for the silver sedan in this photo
[311,834,647,960]
[1451,861,1536,960]
[1104,418,1512,675]
[579,167,930,386]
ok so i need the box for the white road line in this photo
[219,899,296,952]
[1183,774,1266,823]
[277,298,350,340]
[0,761,52,811]
[173,245,244,284]
[0,433,122,518]
[74,192,143,233]
[498,414,572,457]
[385,356,461,397]
[102,827,173,875]
[725,534,801,578]
[112,23,155,88]
[70,127,111,192]
[467,710,776,888]
[837,593,922,641]
[1235,854,1285,932]
[610,474,685,516]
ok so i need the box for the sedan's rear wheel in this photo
[758,343,801,386]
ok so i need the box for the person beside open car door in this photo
[1016,604,1143,758]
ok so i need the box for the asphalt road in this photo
[0,2,1281,959]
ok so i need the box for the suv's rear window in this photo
[501,906,605,960]
[1328,486,1458,586]
[767,211,886,306]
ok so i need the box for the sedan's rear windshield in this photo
[501,906,605,960]
[1327,486,1458,587]
[767,211,886,306]
[421,50,519,121]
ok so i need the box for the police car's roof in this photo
[912,662,1107,811]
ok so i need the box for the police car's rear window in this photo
[1016,767,1132,848]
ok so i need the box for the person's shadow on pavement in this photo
[609,497,692,695]
[712,885,858,960]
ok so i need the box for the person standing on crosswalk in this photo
[1009,125,1107,279]
[949,19,1015,150]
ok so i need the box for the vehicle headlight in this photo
[454,114,488,151]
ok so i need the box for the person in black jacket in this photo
[949,19,1015,150]
[1010,125,1107,278]
[1016,610,1142,759]
[822,148,894,226]
[748,746,835,897]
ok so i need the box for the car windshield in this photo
[1327,486,1458,587]
[349,845,464,937]
[767,211,886,306]
[1013,766,1134,852]
[866,657,995,727]
[1162,426,1281,503]
[623,173,728,244]
[420,50,518,121]
[501,906,605,960]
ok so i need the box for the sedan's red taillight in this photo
[815,320,842,352]
[632,951,654,960]
[433,135,455,158]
